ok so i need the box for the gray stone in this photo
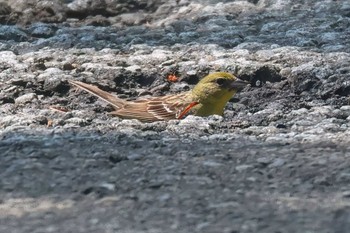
[15,93,37,104]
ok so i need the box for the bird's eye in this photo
[215,78,226,86]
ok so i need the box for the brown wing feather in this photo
[70,80,196,122]
[111,93,194,122]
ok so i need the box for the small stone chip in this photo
[15,93,37,104]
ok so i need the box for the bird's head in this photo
[191,72,248,104]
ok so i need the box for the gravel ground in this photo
[1,0,350,232]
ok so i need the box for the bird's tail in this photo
[69,80,126,109]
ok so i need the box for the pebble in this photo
[235,164,253,172]
[269,159,285,168]
[15,93,37,104]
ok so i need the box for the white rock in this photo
[15,93,37,104]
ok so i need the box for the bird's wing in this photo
[111,93,199,122]
[69,80,126,109]
[69,80,198,122]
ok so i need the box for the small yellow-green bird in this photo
[69,72,247,122]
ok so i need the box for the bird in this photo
[69,72,248,122]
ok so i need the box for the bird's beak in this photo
[230,79,249,91]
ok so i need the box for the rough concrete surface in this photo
[1,0,350,232]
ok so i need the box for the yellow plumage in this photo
[69,72,247,122]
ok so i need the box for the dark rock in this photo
[0,25,28,41]
[27,23,57,38]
